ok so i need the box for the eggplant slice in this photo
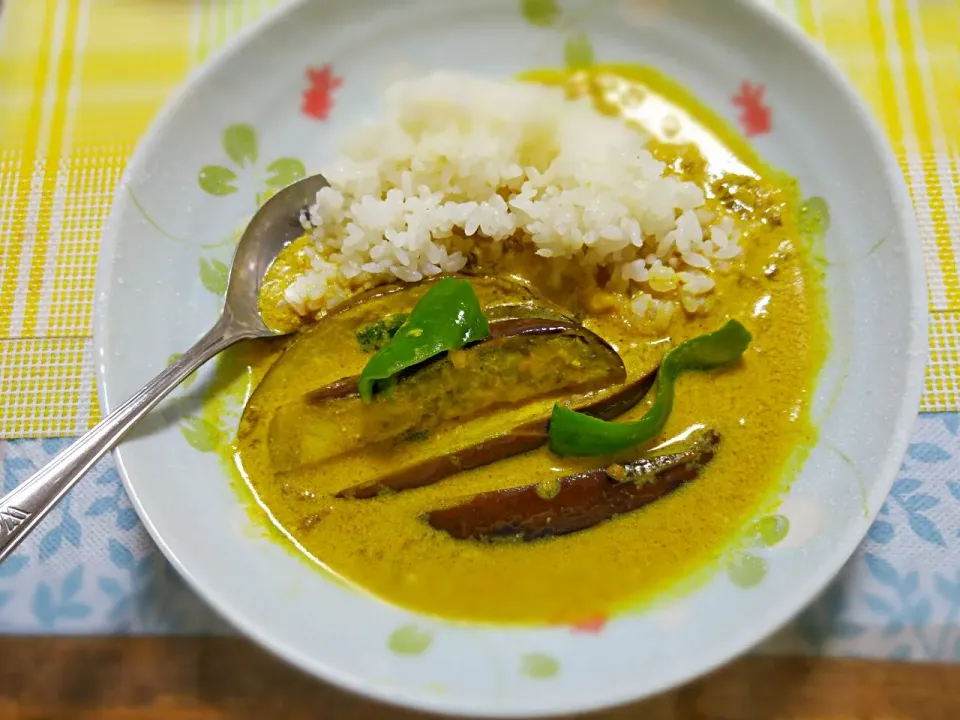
[425,429,721,542]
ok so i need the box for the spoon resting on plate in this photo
[0,174,331,563]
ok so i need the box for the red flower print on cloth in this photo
[570,615,607,634]
[732,81,772,137]
[302,65,343,120]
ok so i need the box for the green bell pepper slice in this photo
[358,277,491,401]
[548,319,752,456]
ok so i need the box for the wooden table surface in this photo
[0,638,956,719]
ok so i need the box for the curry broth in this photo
[225,66,826,624]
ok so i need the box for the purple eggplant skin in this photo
[425,429,721,542]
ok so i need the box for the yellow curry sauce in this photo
[216,66,827,624]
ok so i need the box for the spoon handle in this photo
[0,317,241,563]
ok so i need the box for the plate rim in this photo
[93,0,928,715]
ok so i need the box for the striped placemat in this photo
[0,0,956,438]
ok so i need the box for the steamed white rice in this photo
[281,71,743,327]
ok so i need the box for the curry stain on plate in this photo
[203,63,830,624]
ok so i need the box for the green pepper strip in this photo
[357,277,491,402]
[548,319,752,457]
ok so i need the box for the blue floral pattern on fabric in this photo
[1,413,960,650]
[778,414,960,659]
[0,440,227,633]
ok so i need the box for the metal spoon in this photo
[0,173,330,562]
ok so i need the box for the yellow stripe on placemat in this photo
[0,0,285,437]
[890,0,958,311]
[20,0,82,339]
[924,313,960,413]
[915,0,960,312]
[0,337,95,438]
[0,0,199,436]
[805,0,958,410]
[0,0,57,337]
[0,0,957,437]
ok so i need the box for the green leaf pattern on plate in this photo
[799,196,831,239]
[564,32,594,68]
[179,416,223,452]
[754,514,790,547]
[166,353,197,390]
[199,257,229,296]
[520,0,561,27]
[520,653,560,679]
[726,514,790,589]
[519,0,599,66]
[198,123,306,198]
[223,123,258,167]
[198,165,238,196]
[387,624,433,656]
[799,196,831,267]
[265,157,307,189]
[728,553,768,589]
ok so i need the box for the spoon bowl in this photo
[0,173,330,562]
[224,173,330,336]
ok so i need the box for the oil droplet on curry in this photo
[222,66,827,624]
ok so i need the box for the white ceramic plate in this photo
[95,0,926,715]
